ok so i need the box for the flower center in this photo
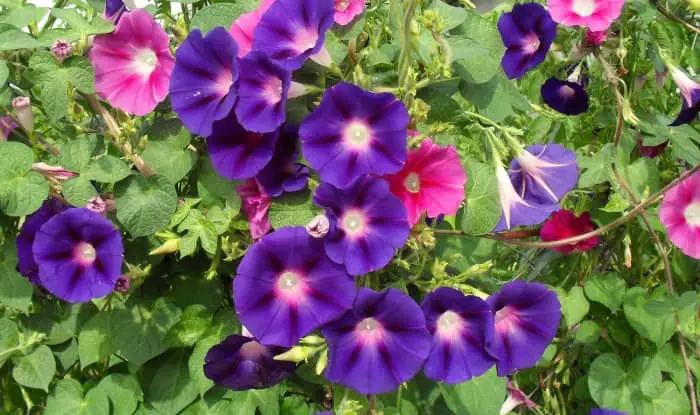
[293,28,319,53]
[278,271,300,289]
[335,0,349,11]
[341,210,367,237]
[263,77,284,104]
[276,270,306,303]
[494,305,518,333]
[404,172,420,193]
[355,317,384,344]
[239,341,269,360]
[684,202,700,226]
[522,33,541,55]
[216,70,234,96]
[436,310,464,340]
[572,0,596,17]
[343,122,372,150]
[132,48,158,76]
[74,242,97,266]
[559,85,576,98]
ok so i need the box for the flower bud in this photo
[305,214,330,238]
[115,275,131,293]
[86,196,107,215]
[149,239,180,256]
[11,97,33,132]
[51,40,73,63]
[31,162,78,180]
[585,30,607,46]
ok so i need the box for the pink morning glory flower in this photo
[660,171,700,259]
[547,0,626,31]
[334,0,365,26]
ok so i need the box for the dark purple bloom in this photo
[541,78,589,115]
[256,125,310,197]
[486,281,561,376]
[493,164,558,232]
[170,28,238,137]
[235,51,291,133]
[32,208,124,303]
[636,134,668,158]
[104,0,126,23]
[421,287,496,384]
[234,227,355,347]
[669,67,700,126]
[322,288,431,395]
[0,115,17,140]
[300,83,409,188]
[498,3,557,79]
[16,198,68,285]
[313,176,410,276]
[252,0,335,71]
[510,144,578,206]
[590,410,627,415]
[204,334,296,390]
[207,112,280,180]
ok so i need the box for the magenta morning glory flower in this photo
[233,227,356,347]
[252,0,335,70]
[204,333,296,390]
[256,125,310,197]
[322,288,431,395]
[300,83,409,188]
[32,208,124,303]
[207,112,280,180]
[510,144,579,206]
[669,67,700,126]
[541,77,589,115]
[16,198,68,285]
[235,51,292,134]
[498,3,557,80]
[486,281,561,376]
[493,163,558,232]
[421,287,496,384]
[170,28,239,137]
[659,171,700,259]
[313,176,410,276]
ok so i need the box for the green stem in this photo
[41,0,68,33]
[397,0,419,99]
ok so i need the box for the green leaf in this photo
[440,368,505,415]
[197,158,241,210]
[82,155,132,183]
[458,73,527,122]
[78,310,120,368]
[57,135,98,172]
[448,11,502,84]
[45,379,110,415]
[584,273,626,312]
[62,176,98,207]
[115,175,177,237]
[267,189,320,229]
[142,119,196,183]
[49,8,113,39]
[575,320,601,344]
[177,207,233,257]
[0,5,49,29]
[165,305,212,347]
[190,2,257,34]
[91,374,143,415]
[0,141,49,216]
[624,287,676,347]
[460,160,500,235]
[588,353,634,412]
[578,144,614,188]
[0,59,8,85]
[427,0,468,31]
[12,345,56,391]
[188,336,219,396]
[0,317,20,368]
[221,386,282,415]
[0,23,41,50]
[145,350,199,415]
[0,264,33,312]
[560,286,590,328]
[24,302,96,346]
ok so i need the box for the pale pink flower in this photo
[31,163,78,180]
[334,0,365,26]
[305,214,330,238]
[237,178,272,240]
[500,380,537,415]
[547,0,625,31]
[660,172,700,259]
[89,10,175,116]
[51,40,73,63]
[12,97,33,131]
[229,0,276,57]
[384,138,466,226]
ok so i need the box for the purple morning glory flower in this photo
[16,198,68,285]
[256,125,310,197]
[252,0,335,71]
[104,0,126,23]
[235,51,292,134]
[486,281,561,376]
[203,334,296,390]
[421,287,496,384]
[207,112,280,180]
[300,83,409,188]
[590,410,627,415]
[541,78,589,115]
[669,67,700,126]
[493,164,558,232]
[322,288,431,395]
[498,3,557,80]
[233,226,356,347]
[510,144,578,206]
[32,208,124,303]
[170,28,238,137]
[313,176,410,276]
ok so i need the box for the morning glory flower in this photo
[498,3,557,79]
[547,0,625,31]
[510,144,579,206]
[589,410,627,415]
[256,125,310,197]
[229,0,275,57]
[334,0,365,25]
[540,210,600,254]
[104,0,126,23]
[669,67,700,126]
[494,163,558,232]
[541,77,589,115]
[659,171,700,259]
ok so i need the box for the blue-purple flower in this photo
[207,112,280,180]
[104,0,126,23]
[233,227,356,347]
[204,333,296,390]
[541,78,589,115]
[300,83,409,188]
[170,28,238,137]
[235,51,292,133]
[252,0,335,71]
[493,163,558,231]
[313,176,410,276]
[498,3,557,79]
[486,281,561,376]
[421,287,496,384]
[590,410,627,415]
[322,288,431,395]
[256,125,310,197]
[669,67,700,126]
[510,144,578,206]
[32,208,124,303]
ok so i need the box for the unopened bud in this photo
[305,214,330,238]
[11,97,33,132]
[115,275,131,293]
[585,30,607,46]
[51,40,73,63]
[149,238,180,256]
[86,196,107,214]
[31,162,78,180]
[273,344,322,363]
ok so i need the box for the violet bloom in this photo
[498,3,557,80]
[500,380,536,415]
[104,0,126,23]
[669,67,700,126]
[0,115,17,140]
[234,227,356,347]
[256,125,310,197]
[510,144,578,206]
[421,287,496,384]
[170,28,238,137]
[32,208,124,303]
[204,334,296,390]
[486,281,561,376]
[590,410,627,415]
[541,77,589,115]
[252,0,335,70]
[207,112,280,180]
[493,163,558,232]
[322,288,432,395]
[313,176,410,276]
[300,83,409,188]
[16,198,68,285]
